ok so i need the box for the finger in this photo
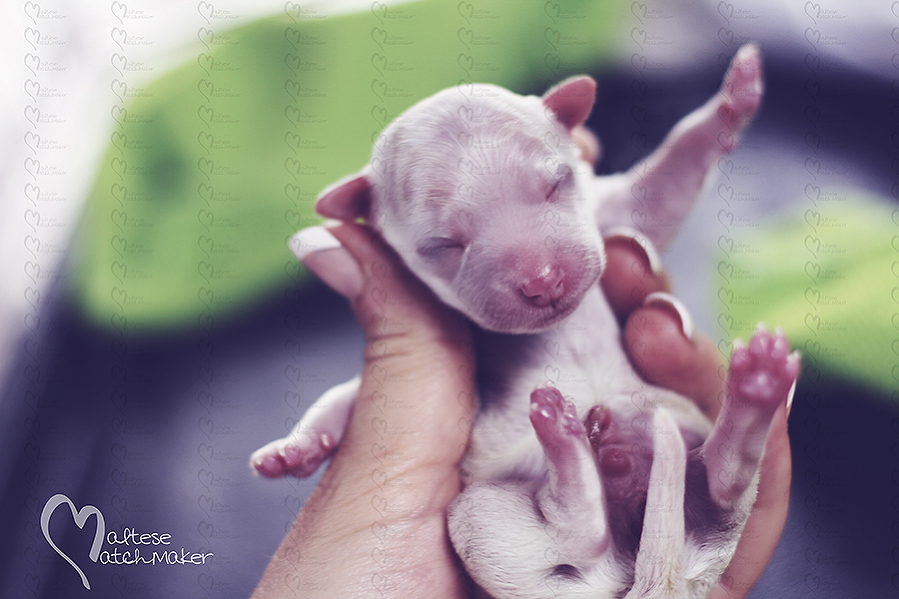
[601,229,670,321]
[623,295,725,420]
[292,223,365,298]
[708,401,791,599]
[323,219,473,377]
[312,222,476,472]
[315,220,391,276]
[298,222,465,342]
[293,220,425,300]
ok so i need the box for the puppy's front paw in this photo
[250,430,335,478]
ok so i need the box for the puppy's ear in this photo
[316,170,372,221]
[542,76,596,130]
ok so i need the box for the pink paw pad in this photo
[729,326,800,409]
[719,44,763,130]
[529,385,584,444]
[251,432,334,479]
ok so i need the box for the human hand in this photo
[252,221,476,599]
[602,231,792,599]
[251,225,791,599]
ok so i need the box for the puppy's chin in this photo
[470,294,582,335]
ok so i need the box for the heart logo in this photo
[371,521,387,541]
[718,2,734,21]
[370,53,387,76]
[543,365,560,382]
[41,494,105,590]
[804,235,821,256]
[371,495,388,517]
[457,53,474,74]
[371,547,388,568]
[371,469,388,489]
[717,235,734,255]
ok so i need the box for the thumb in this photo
[293,222,465,345]
[292,222,476,473]
[290,222,364,299]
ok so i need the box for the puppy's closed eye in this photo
[418,236,466,255]
[417,237,466,277]
[546,165,574,201]
[549,564,582,581]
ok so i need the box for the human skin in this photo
[250,224,791,599]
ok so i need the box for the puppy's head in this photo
[316,77,604,333]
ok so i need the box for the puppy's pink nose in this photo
[520,264,565,307]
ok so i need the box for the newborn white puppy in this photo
[252,45,799,599]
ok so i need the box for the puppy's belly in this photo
[462,288,711,483]
[463,370,636,483]
[463,368,712,485]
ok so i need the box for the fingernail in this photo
[604,226,663,276]
[786,379,796,417]
[288,225,343,261]
[291,226,364,298]
[643,291,695,341]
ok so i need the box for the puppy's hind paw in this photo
[250,431,335,479]
[529,384,585,452]
[729,325,800,410]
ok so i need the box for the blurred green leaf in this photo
[72,0,621,331]
[724,195,899,398]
